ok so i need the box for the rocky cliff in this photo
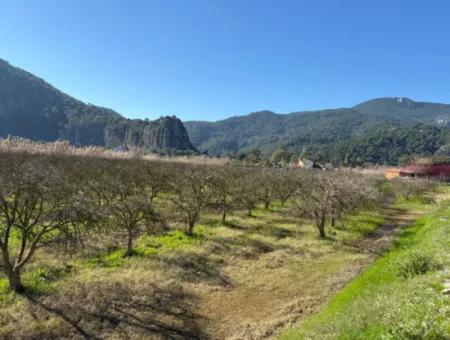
[0,58,196,153]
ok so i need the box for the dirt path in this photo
[195,207,422,340]
[348,207,421,255]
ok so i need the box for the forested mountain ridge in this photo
[3,57,449,164]
[0,58,195,152]
[185,97,450,164]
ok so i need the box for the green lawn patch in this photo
[339,211,385,240]
[79,227,210,268]
[138,228,208,250]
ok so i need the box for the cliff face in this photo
[102,116,194,151]
[141,116,195,150]
[0,58,196,152]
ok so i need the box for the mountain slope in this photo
[0,58,195,152]
[353,97,450,122]
[185,98,450,164]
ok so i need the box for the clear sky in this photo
[2,0,450,121]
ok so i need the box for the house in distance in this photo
[384,163,450,180]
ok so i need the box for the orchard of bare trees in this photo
[0,150,432,293]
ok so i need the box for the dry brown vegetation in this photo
[0,136,229,165]
[0,144,434,339]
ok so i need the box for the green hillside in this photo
[0,58,195,153]
[185,98,450,165]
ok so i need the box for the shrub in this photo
[397,251,442,278]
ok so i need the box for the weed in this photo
[397,251,442,278]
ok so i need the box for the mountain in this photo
[0,58,195,153]
[185,98,450,165]
[3,56,449,164]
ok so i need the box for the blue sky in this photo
[2,0,450,121]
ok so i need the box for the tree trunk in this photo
[317,213,326,239]
[7,268,25,293]
[318,223,326,238]
[124,230,134,257]
[222,209,227,222]
[247,207,253,217]
[2,247,25,293]
[330,215,336,228]
[264,191,270,210]
[187,220,195,235]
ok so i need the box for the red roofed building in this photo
[384,164,450,180]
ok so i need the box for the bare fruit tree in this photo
[295,172,383,238]
[100,161,161,257]
[258,169,276,210]
[168,165,213,235]
[294,174,337,238]
[391,177,436,201]
[209,167,240,222]
[235,168,260,217]
[143,161,170,202]
[0,154,83,292]
[272,170,301,207]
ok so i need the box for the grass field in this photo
[0,193,444,339]
[0,200,395,339]
[280,196,450,339]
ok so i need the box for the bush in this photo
[397,251,442,278]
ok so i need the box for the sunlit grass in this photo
[336,211,385,241]
[138,228,209,251]
[280,200,450,339]
[1,189,438,339]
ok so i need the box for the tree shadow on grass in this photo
[159,252,232,287]
[25,294,98,339]
[24,280,206,339]
[267,215,299,225]
[251,224,298,239]
[222,220,304,240]
[222,220,248,231]
[207,232,305,262]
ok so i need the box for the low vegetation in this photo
[280,198,450,339]
[0,145,445,338]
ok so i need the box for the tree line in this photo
[0,151,431,293]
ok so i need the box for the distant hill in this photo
[0,58,195,153]
[185,98,450,165]
[4,57,450,164]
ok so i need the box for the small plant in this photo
[146,229,206,250]
[87,249,126,268]
[397,251,442,278]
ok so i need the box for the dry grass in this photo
[0,136,230,165]
[0,201,417,339]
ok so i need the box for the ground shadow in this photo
[222,218,304,240]
[251,224,298,239]
[159,251,232,287]
[25,281,206,339]
[209,232,302,261]
[222,220,248,230]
